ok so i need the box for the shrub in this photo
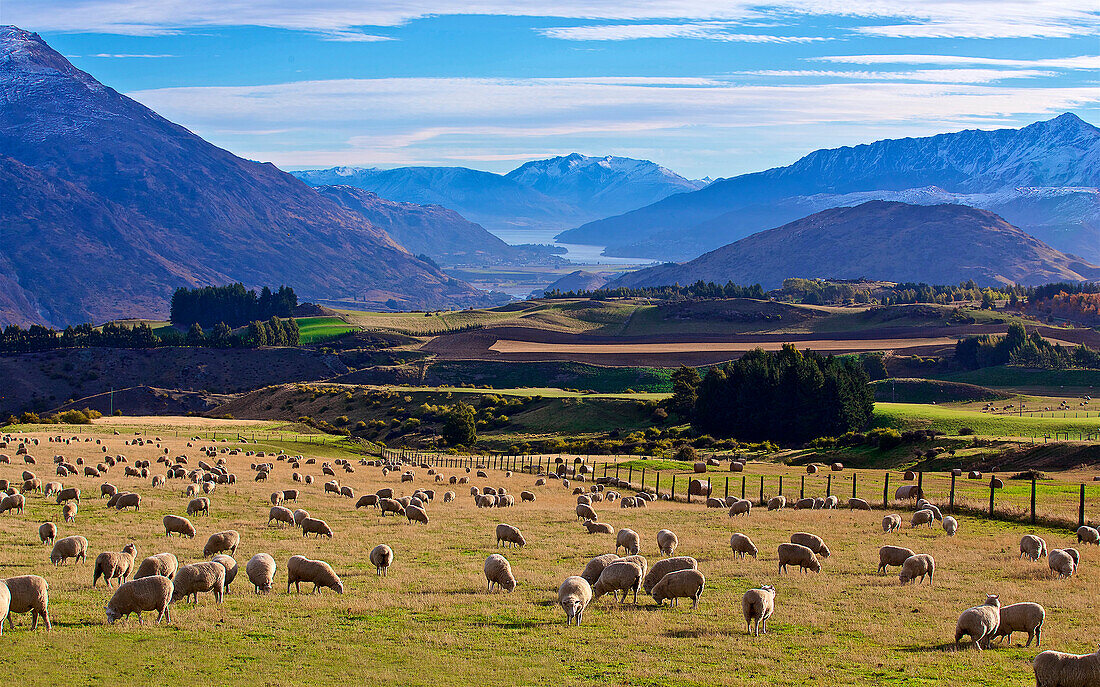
[333,415,349,426]
[672,444,697,462]
[959,427,975,435]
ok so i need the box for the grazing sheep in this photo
[2,575,51,630]
[301,517,334,538]
[767,495,785,511]
[1049,549,1077,578]
[93,543,138,588]
[790,533,830,558]
[105,575,173,625]
[848,498,871,511]
[161,515,196,540]
[742,585,776,636]
[656,529,679,556]
[114,493,141,511]
[520,491,535,502]
[943,516,959,536]
[1021,535,1048,561]
[62,501,78,523]
[706,497,726,509]
[355,494,379,509]
[369,545,393,576]
[269,506,295,527]
[777,543,820,574]
[576,503,598,521]
[992,602,1045,647]
[55,487,79,503]
[616,528,640,555]
[443,491,456,503]
[203,530,240,556]
[642,556,697,595]
[728,499,751,517]
[1077,526,1100,546]
[911,509,935,528]
[1,493,25,514]
[651,569,705,608]
[340,486,354,499]
[484,554,517,592]
[291,509,310,527]
[883,514,902,533]
[955,595,1001,650]
[39,522,56,545]
[496,523,526,548]
[1033,644,1100,687]
[270,492,284,506]
[406,505,429,526]
[211,554,238,593]
[794,497,816,510]
[591,561,642,604]
[379,498,405,517]
[134,553,178,580]
[580,553,621,585]
[582,521,614,535]
[729,533,758,559]
[558,576,593,626]
[287,555,344,594]
[899,553,935,585]
[51,535,88,565]
[100,483,117,498]
[246,554,277,593]
[0,580,7,635]
[878,546,916,574]
[186,498,209,517]
[171,561,225,604]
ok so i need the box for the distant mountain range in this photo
[612,201,1100,290]
[0,27,499,328]
[560,114,1100,263]
[293,154,707,239]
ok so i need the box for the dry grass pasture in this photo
[0,423,1097,686]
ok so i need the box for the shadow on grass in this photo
[664,627,738,639]
[897,642,966,653]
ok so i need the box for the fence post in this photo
[1080,484,1087,528]
[1031,477,1037,525]
[742,476,746,499]
[917,471,924,498]
[950,473,956,513]
[628,465,633,487]
[725,476,729,500]
[656,471,660,498]
[852,473,857,498]
[670,474,676,501]
[760,476,765,506]
[641,468,646,492]
[616,463,620,478]
[827,474,832,497]
[988,476,996,517]
[883,472,890,509]
[779,476,783,497]
[800,475,805,500]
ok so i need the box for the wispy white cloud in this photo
[812,54,1100,70]
[89,52,174,58]
[315,30,393,42]
[737,69,1056,84]
[538,23,824,43]
[6,1,1097,40]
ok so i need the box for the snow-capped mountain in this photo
[559,114,1100,263]
[292,154,705,239]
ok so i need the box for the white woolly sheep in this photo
[790,533,830,558]
[642,556,697,595]
[212,554,238,593]
[51,535,88,565]
[203,530,240,556]
[355,494,379,509]
[576,503,598,521]
[899,553,935,585]
[742,585,775,636]
[777,543,820,574]
[619,554,648,585]
[848,498,871,510]
[163,514,196,538]
[379,498,405,517]
[580,553,620,585]
[582,521,614,534]
[369,545,393,576]
[105,575,172,625]
[269,505,295,527]
[186,497,209,516]
[794,497,816,510]
[246,553,277,593]
[992,602,1045,647]
[484,553,517,592]
[955,594,1000,650]
[1020,534,1048,561]
[114,493,141,511]
[651,569,705,608]
[656,529,678,556]
[0,580,8,635]
[883,514,902,533]
[730,533,758,559]
[496,523,525,548]
[1077,526,1099,546]
[911,509,935,528]
[287,555,344,594]
[93,543,138,588]
[2,575,51,630]
[1033,644,1099,687]
[728,499,751,517]
[878,545,915,574]
[301,517,334,538]
[135,553,178,580]
[591,560,642,604]
[62,501,78,523]
[616,528,640,555]
[39,522,56,545]
[824,495,839,509]
[171,561,225,604]
[942,516,959,536]
[767,495,785,511]
[406,505,429,525]
[292,509,310,527]
[1049,549,1077,578]
[558,576,593,626]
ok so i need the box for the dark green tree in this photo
[187,322,206,346]
[669,365,702,418]
[442,402,477,446]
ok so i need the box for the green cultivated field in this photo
[1,423,1098,687]
[873,402,1100,438]
[296,316,357,344]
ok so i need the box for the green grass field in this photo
[296,316,357,344]
[873,402,1100,439]
[1,424,1097,686]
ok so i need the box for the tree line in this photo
[544,280,767,300]
[170,283,298,328]
[955,323,1100,370]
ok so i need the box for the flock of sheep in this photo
[2,430,1099,686]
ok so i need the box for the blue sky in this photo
[7,2,1099,179]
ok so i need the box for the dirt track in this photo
[489,336,965,355]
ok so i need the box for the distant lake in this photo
[486,226,654,266]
